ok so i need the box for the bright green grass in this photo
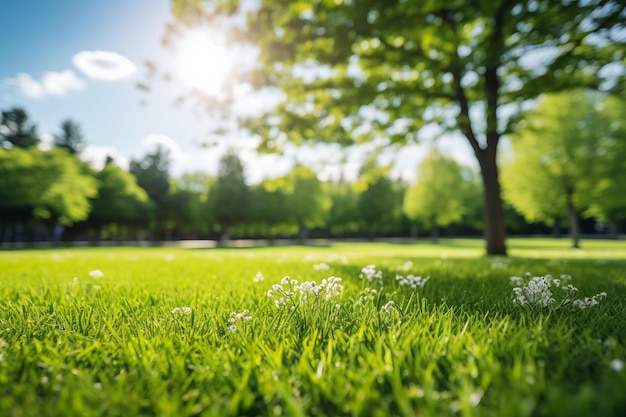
[0,239,625,417]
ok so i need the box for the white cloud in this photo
[42,70,85,96]
[13,73,45,98]
[7,71,84,98]
[73,50,137,80]
[38,133,54,151]
[80,144,129,171]
[141,134,187,162]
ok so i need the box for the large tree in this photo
[501,90,623,248]
[169,0,625,254]
[0,147,98,240]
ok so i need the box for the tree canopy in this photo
[501,90,625,247]
[168,0,626,254]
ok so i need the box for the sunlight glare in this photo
[178,29,230,95]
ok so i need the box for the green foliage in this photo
[267,165,331,231]
[403,151,473,234]
[130,146,172,236]
[327,182,360,235]
[90,162,152,229]
[248,183,290,235]
[0,240,625,416]
[209,149,251,234]
[502,91,624,228]
[358,176,401,232]
[36,150,99,225]
[0,107,39,149]
[0,147,97,226]
[583,95,626,222]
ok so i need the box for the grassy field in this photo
[0,238,625,416]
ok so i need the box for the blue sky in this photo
[0,0,475,183]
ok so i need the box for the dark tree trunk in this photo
[608,220,619,239]
[453,55,507,255]
[477,149,507,255]
[565,186,580,249]
[552,218,562,238]
[430,215,439,244]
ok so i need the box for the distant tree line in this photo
[1,93,625,245]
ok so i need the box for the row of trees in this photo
[2,90,625,246]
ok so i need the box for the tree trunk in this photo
[219,224,231,247]
[477,150,507,255]
[565,187,580,249]
[608,220,618,239]
[430,215,439,244]
[552,218,562,238]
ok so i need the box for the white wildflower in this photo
[513,273,606,310]
[228,325,237,333]
[397,261,413,272]
[572,293,606,309]
[513,276,555,308]
[396,274,429,289]
[88,270,104,278]
[267,276,343,309]
[357,287,377,304]
[610,359,624,372]
[253,272,265,283]
[229,309,252,323]
[359,265,383,284]
[313,263,330,271]
[172,306,192,315]
[381,300,396,315]
[380,300,402,328]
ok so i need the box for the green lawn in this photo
[0,239,625,416]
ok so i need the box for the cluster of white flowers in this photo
[511,273,606,310]
[172,306,192,315]
[228,309,252,332]
[380,300,402,327]
[572,292,607,309]
[253,272,265,283]
[88,270,104,278]
[513,275,555,307]
[266,275,344,309]
[381,300,396,315]
[357,287,378,304]
[299,276,344,301]
[313,263,330,271]
[359,265,383,284]
[267,276,299,308]
[396,274,429,289]
[396,261,413,272]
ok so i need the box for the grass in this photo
[0,238,625,416]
